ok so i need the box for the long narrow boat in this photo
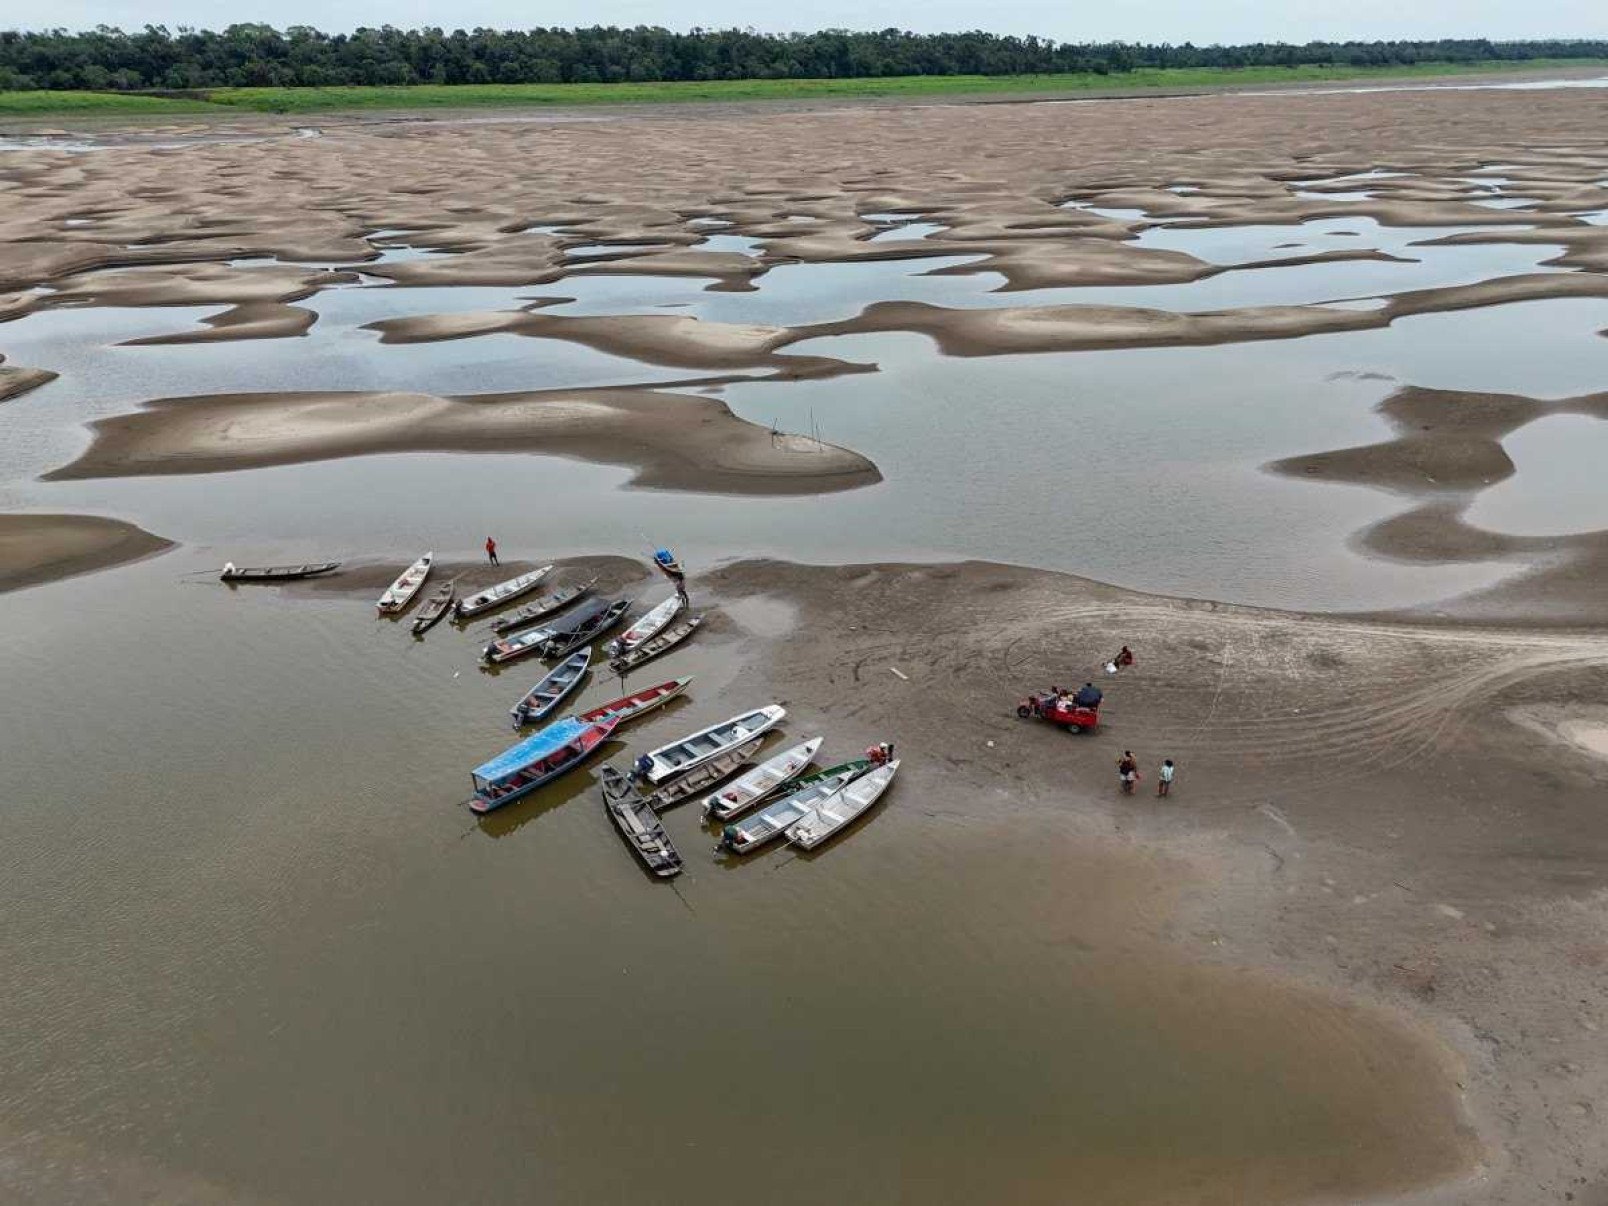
[377,552,433,614]
[701,737,823,820]
[638,704,785,786]
[410,583,456,636]
[456,565,553,619]
[605,594,685,658]
[482,596,605,665]
[491,576,598,635]
[787,760,900,850]
[509,648,591,728]
[220,561,340,583]
[540,597,630,659]
[608,614,702,675]
[646,735,764,811]
[466,714,619,815]
[577,676,692,727]
[601,767,683,878]
[719,760,872,854]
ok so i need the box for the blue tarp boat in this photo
[468,714,619,814]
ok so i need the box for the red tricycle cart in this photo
[1016,690,1101,734]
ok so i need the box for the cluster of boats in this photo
[221,547,898,879]
[475,695,899,877]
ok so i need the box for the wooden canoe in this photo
[719,761,871,854]
[377,552,433,614]
[491,576,598,635]
[509,649,591,728]
[455,565,553,619]
[410,583,456,635]
[608,614,702,675]
[576,676,692,728]
[540,598,630,659]
[645,735,764,811]
[602,766,683,878]
[605,594,685,657]
[220,561,340,582]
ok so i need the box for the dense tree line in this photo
[1,26,1604,92]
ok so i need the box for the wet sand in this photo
[0,363,56,402]
[44,386,881,493]
[0,512,172,592]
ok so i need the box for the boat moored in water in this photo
[509,648,591,728]
[377,552,433,614]
[601,766,683,878]
[646,735,764,811]
[719,760,872,853]
[539,597,630,659]
[701,737,823,820]
[787,760,900,850]
[638,705,785,786]
[411,583,456,635]
[577,676,692,728]
[490,576,598,635]
[456,565,553,619]
[220,561,340,583]
[605,594,685,658]
[467,714,619,814]
[608,614,702,675]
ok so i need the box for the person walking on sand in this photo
[1157,758,1175,798]
[1117,751,1138,795]
[485,536,499,566]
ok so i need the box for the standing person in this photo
[485,536,499,566]
[1157,759,1175,798]
[1117,751,1138,795]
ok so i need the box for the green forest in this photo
[1,26,1605,92]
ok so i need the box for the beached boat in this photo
[701,737,823,820]
[377,552,432,614]
[651,547,684,578]
[539,597,630,659]
[787,760,900,850]
[482,596,604,664]
[605,594,685,657]
[637,704,785,786]
[601,766,683,878]
[646,735,764,811]
[219,560,339,583]
[410,583,456,635]
[490,576,598,635]
[455,565,553,619]
[719,760,872,853]
[466,714,619,815]
[577,676,692,727]
[509,649,591,728]
[608,614,702,675]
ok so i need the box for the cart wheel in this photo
[1015,705,1032,719]
[1065,723,1083,734]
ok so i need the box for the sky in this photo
[8,0,1607,43]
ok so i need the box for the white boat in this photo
[787,761,900,850]
[605,593,685,657]
[638,705,785,786]
[377,552,432,613]
[701,737,822,820]
[719,761,869,854]
[456,565,553,618]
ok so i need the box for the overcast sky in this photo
[9,0,1607,42]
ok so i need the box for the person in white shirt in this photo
[1157,759,1176,797]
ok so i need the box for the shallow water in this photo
[1465,412,1608,535]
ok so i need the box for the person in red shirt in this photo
[485,536,499,566]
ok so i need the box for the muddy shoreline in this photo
[0,512,172,592]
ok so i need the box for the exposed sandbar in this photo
[44,386,881,494]
[120,301,317,344]
[0,512,173,593]
[0,364,58,402]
